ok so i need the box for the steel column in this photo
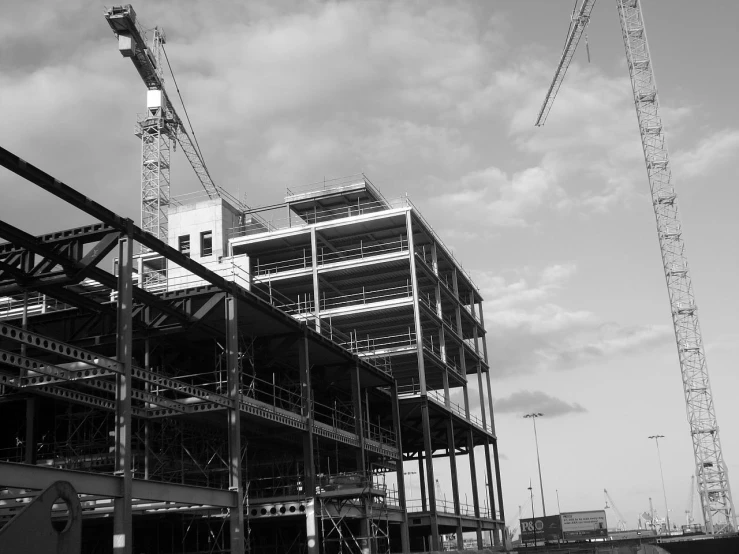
[310,227,320,332]
[299,332,318,554]
[226,295,244,554]
[390,386,410,553]
[467,430,483,547]
[447,419,463,550]
[405,211,427,394]
[113,227,133,554]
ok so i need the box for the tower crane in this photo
[604,489,627,531]
[104,5,246,253]
[686,475,696,526]
[534,0,735,534]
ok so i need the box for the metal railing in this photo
[397,383,486,431]
[338,330,416,355]
[229,195,411,239]
[318,236,407,265]
[405,498,489,518]
[321,284,411,312]
[286,174,372,198]
[250,236,408,278]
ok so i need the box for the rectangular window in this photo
[200,230,213,257]
[178,235,191,257]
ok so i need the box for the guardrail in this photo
[397,383,486,431]
[405,498,490,518]
[229,195,410,239]
[251,237,408,278]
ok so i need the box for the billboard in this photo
[560,510,608,540]
[519,515,562,542]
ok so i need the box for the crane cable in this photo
[161,43,207,164]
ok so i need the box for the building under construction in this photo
[0,149,504,553]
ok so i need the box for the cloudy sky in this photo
[2,0,739,533]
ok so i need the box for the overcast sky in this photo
[2,0,739,533]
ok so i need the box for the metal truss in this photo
[0,145,403,554]
[136,92,173,249]
[617,0,735,533]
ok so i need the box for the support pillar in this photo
[310,227,320,333]
[391,386,410,553]
[468,430,483,548]
[422,401,440,551]
[447,420,464,550]
[300,333,318,554]
[493,440,506,526]
[351,365,370,554]
[226,295,245,554]
[484,437,497,519]
[23,398,37,465]
[113,226,133,554]
[418,451,427,512]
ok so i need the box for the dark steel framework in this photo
[0,146,405,554]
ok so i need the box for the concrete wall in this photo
[166,198,249,291]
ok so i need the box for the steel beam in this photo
[0,461,235,507]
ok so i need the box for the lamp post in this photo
[524,412,546,516]
[528,480,537,546]
[648,435,671,533]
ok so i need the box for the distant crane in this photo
[686,475,696,526]
[604,489,627,531]
[104,5,246,255]
[534,0,735,534]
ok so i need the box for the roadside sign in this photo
[520,515,562,542]
[560,510,608,540]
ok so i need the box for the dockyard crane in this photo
[104,5,245,251]
[534,0,735,534]
[604,489,627,531]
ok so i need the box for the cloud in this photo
[673,129,739,180]
[475,263,576,310]
[494,390,586,417]
[477,265,671,377]
[428,166,561,228]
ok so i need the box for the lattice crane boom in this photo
[534,0,735,534]
[535,0,597,127]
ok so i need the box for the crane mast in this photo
[616,0,734,533]
[535,0,735,534]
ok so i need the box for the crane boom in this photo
[604,488,627,530]
[534,0,735,534]
[534,0,598,127]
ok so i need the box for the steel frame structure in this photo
[0,145,403,554]
[224,178,505,551]
[535,0,735,533]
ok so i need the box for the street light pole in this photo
[528,480,537,546]
[525,412,546,517]
[648,435,672,533]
